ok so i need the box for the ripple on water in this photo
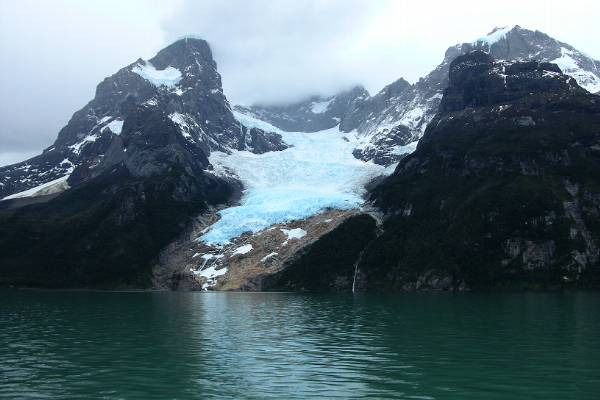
[1,291,600,399]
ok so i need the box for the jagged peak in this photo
[375,77,411,99]
[150,36,214,71]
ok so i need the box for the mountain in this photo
[0,37,286,201]
[0,38,287,287]
[237,26,600,166]
[344,25,600,165]
[2,29,600,291]
[235,85,369,132]
[261,51,600,291]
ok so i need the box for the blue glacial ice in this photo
[200,112,397,245]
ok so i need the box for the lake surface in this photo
[1,290,599,399]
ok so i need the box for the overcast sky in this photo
[1,0,599,165]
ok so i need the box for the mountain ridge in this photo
[238,25,600,166]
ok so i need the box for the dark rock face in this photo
[436,53,573,114]
[283,52,600,291]
[235,86,370,132]
[0,37,286,200]
[261,214,378,292]
[360,52,600,290]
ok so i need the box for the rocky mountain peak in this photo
[438,50,584,115]
[151,37,213,69]
[0,36,286,201]
[376,78,412,100]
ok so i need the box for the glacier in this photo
[200,112,398,245]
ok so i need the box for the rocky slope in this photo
[268,51,600,291]
[0,37,285,201]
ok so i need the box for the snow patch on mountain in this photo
[551,48,600,93]
[310,98,333,114]
[102,119,124,135]
[476,26,515,46]
[2,160,75,200]
[69,134,99,155]
[169,112,194,140]
[200,113,391,245]
[193,265,228,290]
[261,252,278,262]
[232,244,253,255]
[281,228,307,245]
[232,110,282,133]
[390,140,419,156]
[132,61,182,88]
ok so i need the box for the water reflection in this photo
[1,291,599,399]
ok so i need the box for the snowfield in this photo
[232,244,253,255]
[2,174,71,200]
[103,119,124,135]
[132,61,182,88]
[281,228,307,245]
[200,112,400,245]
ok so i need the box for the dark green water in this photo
[1,290,599,399]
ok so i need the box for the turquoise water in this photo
[1,290,599,399]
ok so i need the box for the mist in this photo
[1,0,599,164]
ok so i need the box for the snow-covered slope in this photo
[550,47,600,94]
[200,111,393,245]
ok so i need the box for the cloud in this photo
[1,0,599,161]
[163,0,386,105]
[0,151,40,167]
[163,0,600,105]
[0,0,173,154]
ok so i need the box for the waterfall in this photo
[352,249,366,294]
[352,263,359,294]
